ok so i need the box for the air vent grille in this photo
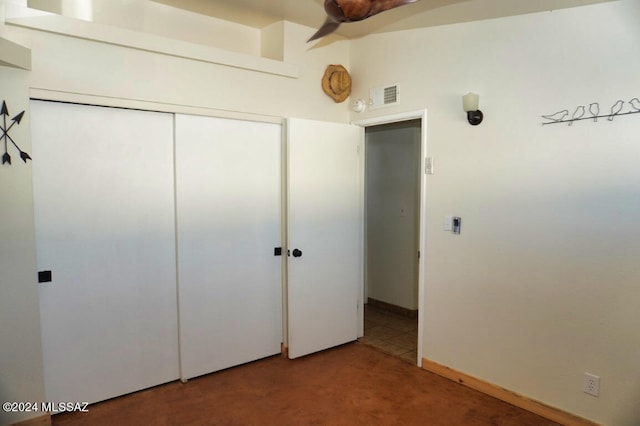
[384,86,398,104]
[370,84,399,109]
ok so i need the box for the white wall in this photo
[351,1,640,424]
[3,14,351,122]
[27,0,262,56]
[366,121,420,310]
[0,68,46,426]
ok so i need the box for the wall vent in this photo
[370,84,399,109]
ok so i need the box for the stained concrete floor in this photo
[52,343,560,426]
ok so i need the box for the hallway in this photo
[359,303,418,364]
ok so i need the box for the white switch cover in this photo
[425,157,434,174]
[444,215,453,231]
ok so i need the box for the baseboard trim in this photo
[421,358,601,426]
[11,414,51,426]
[367,298,418,319]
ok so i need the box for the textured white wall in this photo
[351,1,640,424]
[4,17,351,123]
[26,0,262,55]
[0,68,46,426]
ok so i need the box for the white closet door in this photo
[286,118,362,359]
[31,101,179,404]
[175,114,282,380]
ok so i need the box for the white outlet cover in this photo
[583,373,600,397]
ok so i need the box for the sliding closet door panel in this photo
[175,114,282,380]
[31,101,179,404]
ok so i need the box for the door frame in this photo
[353,109,427,367]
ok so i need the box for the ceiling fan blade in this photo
[308,18,341,42]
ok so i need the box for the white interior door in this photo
[175,114,282,380]
[286,118,363,359]
[31,101,179,404]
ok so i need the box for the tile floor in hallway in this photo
[359,303,418,364]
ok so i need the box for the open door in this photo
[286,118,363,359]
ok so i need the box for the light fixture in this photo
[351,99,366,113]
[462,92,483,125]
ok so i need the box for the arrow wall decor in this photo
[1,100,30,165]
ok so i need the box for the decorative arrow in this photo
[1,100,30,165]
[1,101,8,164]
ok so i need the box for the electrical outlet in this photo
[583,373,600,397]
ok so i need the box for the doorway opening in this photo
[358,118,422,364]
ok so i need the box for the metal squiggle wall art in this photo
[1,100,30,165]
[542,98,640,126]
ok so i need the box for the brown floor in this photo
[52,343,560,426]
[359,303,418,363]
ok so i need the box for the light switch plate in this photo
[444,215,453,231]
[425,157,434,174]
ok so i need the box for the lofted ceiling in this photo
[151,0,616,39]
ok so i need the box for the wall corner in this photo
[261,21,284,62]
[0,36,31,69]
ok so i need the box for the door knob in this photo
[292,249,303,258]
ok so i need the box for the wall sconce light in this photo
[462,92,483,125]
[351,99,366,113]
